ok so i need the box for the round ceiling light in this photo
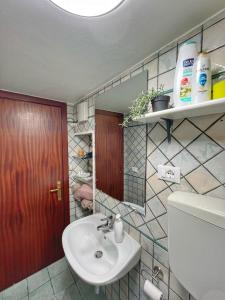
[50,0,125,17]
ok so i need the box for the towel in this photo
[71,183,81,194]
[78,184,93,201]
[81,199,93,210]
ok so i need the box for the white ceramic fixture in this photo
[77,101,88,123]
[50,0,125,17]
[62,213,141,286]
[168,191,225,300]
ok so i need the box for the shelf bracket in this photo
[162,119,173,143]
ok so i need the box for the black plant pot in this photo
[151,95,170,112]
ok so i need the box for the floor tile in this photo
[55,284,82,300]
[76,279,107,300]
[2,279,27,300]
[51,269,74,294]
[29,281,55,300]
[48,258,68,278]
[28,268,50,292]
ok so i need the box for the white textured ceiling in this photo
[0,0,225,103]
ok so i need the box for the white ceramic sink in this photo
[62,213,141,286]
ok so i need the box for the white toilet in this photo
[168,191,225,300]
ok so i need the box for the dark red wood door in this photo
[0,92,69,291]
[95,110,124,201]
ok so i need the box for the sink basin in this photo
[62,213,141,285]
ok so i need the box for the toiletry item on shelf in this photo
[85,151,92,158]
[74,184,93,201]
[174,41,198,107]
[74,148,85,158]
[81,199,93,210]
[192,52,211,103]
[76,171,91,178]
[213,74,225,99]
[143,280,163,300]
[114,214,124,243]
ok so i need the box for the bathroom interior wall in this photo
[70,9,225,300]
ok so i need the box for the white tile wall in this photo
[83,9,225,300]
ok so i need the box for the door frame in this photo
[0,90,70,226]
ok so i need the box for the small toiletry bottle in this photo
[174,41,198,107]
[114,214,124,243]
[192,52,211,103]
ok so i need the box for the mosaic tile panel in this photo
[124,124,146,207]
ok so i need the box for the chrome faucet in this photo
[97,215,114,233]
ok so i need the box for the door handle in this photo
[50,180,62,201]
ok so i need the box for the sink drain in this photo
[95,250,103,259]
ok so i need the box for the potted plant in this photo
[121,85,170,127]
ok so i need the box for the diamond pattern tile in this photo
[146,159,156,178]
[190,113,223,131]
[147,137,157,156]
[186,166,220,193]
[187,134,222,163]
[147,219,166,240]
[206,185,225,199]
[147,196,166,218]
[171,178,195,193]
[173,120,201,147]
[159,137,183,160]
[148,148,168,170]
[171,149,200,176]
[149,124,167,146]
[148,173,167,194]
[206,116,225,148]
[204,151,225,184]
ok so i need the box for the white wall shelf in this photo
[73,176,93,185]
[135,98,225,124]
[135,98,225,143]
[74,131,94,136]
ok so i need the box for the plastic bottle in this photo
[192,52,211,103]
[114,214,124,243]
[174,41,198,107]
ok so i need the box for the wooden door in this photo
[0,91,69,291]
[95,110,124,201]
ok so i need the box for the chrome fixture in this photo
[141,266,164,284]
[97,215,114,233]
